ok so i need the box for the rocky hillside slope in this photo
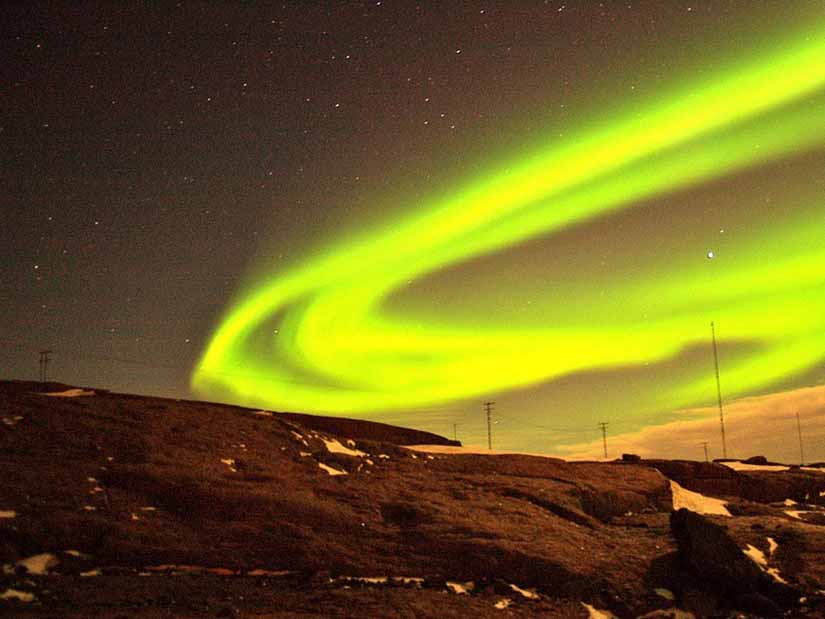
[1,380,825,618]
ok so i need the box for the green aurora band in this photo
[192,20,825,421]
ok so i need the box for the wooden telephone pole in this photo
[598,421,609,459]
[484,401,494,450]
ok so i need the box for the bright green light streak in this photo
[193,25,825,415]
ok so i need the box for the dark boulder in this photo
[670,508,764,596]
[621,453,641,463]
[743,456,769,465]
[670,509,801,612]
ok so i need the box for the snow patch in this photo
[0,589,35,602]
[654,588,675,600]
[0,510,16,519]
[318,462,347,476]
[17,553,58,575]
[220,458,237,472]
[582,602,617,619]
[494,598,511,609]
[743,543,788,584]
[80,569,101,577]
[784,499,798,506]
[670,481,730,516]
[348,576,388,584]
[743,544,767,567]
[637,611,696,619]
[509,583,539,599]
[721,461,789,472]
[322,437,367,457]
[767,537,778,556]
[42,388,95,397]
[446,581,474,595]
[247,569,292,577]
[785,510,806,519]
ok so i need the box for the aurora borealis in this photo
[5,3,825,459]
[192,10,825,445]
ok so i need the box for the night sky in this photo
[4,2,825,461]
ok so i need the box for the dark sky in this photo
[3,3,824,460]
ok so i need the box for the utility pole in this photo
[598,421,609,459]
[484,401,494,450]
[38,350,52,384]
[452,423,458,442]
[710,322,728,458]
[700,441,709,463]
[796,412,805,466]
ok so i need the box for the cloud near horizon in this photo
[555,384,825,463]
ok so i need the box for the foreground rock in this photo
[1,380,824,618]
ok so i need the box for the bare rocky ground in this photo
[2,380,825,618]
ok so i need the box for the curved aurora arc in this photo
[192,22,825,422]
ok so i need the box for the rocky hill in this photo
[2,380,825,618]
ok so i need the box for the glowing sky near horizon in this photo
[192,14,825,443]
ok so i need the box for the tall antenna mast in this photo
[796,412,805,466]
[711,322,728,458]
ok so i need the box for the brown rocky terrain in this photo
[2,380,825,618]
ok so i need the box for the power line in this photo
[710,321,728,458]
[700,441,710,463]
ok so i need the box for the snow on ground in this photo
[322,437,368,457]
[247,569,292,577]
[654,588,675,600]
[317,462,347,476]
[80,569,101,577]
[637,611,696,619]
[767,537,778,556]
[743,544,767,567]
[784,499,798,506]
[720,461,790,472]
[743,543,788,584]
[345,576,388,584]
[406,445,563,458]
[0,510,16,519]
[582,602,617,619]
[785,510,806,519]
[670,480,731,516]
[335,575,422,586]
[220,458,237,472]
[0,589,35,602]
[42,388,95,397]
[801,467,825,474]
[494,598,512,609]
[509,583,539,599]
[17,553,58,575]
[446,581,474,594]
